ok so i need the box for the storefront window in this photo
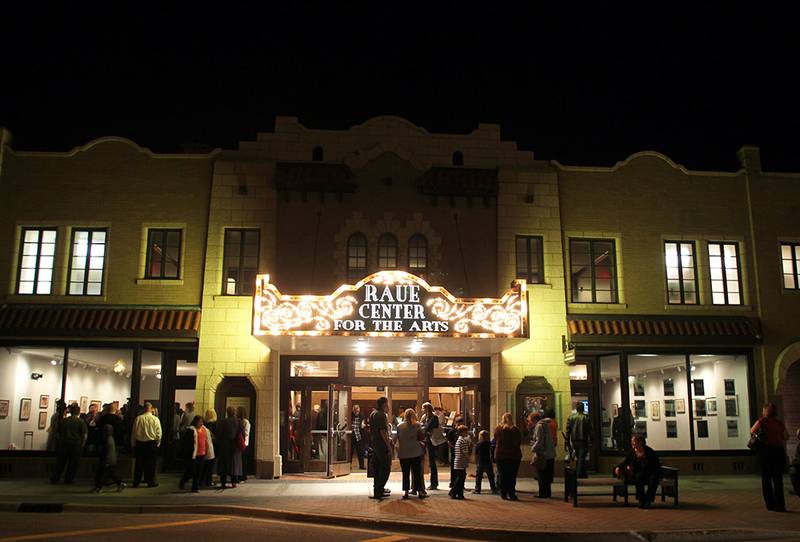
[627,354,690,451]
[598,354,625,451]
[290,360,339,377]
[690,354,751,450]
[354,360,418,378]
[0,346,65,451]
[139,349,163,409]
[433,361,480,379]
[65,348,134,421]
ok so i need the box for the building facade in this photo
[1,118,798,478]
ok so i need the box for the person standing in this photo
[567,402,592,478]
[421,402,445,490]
[217,406,242,489]
[350,404,365,470]
[46,400,67,452]
[236,406,251,482]
[751,403,789,512]
[50,403,87,484]
[397,408,427,500]
[93,424,125,493]
[131,402,162,488]
[615,434,662,508]
[494,412,522,500]
[449,425,470,499]
[531,409,556,498]
[97,403,123,450]
[202,409,218,487]
[179,416,209,493]
[179,402,194,434]
[369,396,392,500]
[472,430,496,494]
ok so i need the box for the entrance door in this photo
[461,385,482,441]
[327,383,352,478]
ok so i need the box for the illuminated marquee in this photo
[253,271,528,338]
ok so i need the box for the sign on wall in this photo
[253,270,528,338]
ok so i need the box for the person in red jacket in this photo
[751,403,789,512]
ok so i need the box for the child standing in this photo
[473,430,497,494]
[449,425,470,499]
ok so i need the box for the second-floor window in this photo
[569,238,618,303]
[708,241,742,305]
[68,229,107,295]
[145,229,182,279]
[408,234,428,275]
[664,241,698,304]
[347,233,367,282]
[515,235,544,284]
[16,227,57,295]
[781,242,800,290]
[378,233,398,270]
[223,229,260,295]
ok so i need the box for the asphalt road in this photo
[0,513,459,542]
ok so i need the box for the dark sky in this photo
[2,3,798,171]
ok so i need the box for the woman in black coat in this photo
[216,406,242,489]
[615,434,662,508]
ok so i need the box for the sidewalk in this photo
[0,472,798,541]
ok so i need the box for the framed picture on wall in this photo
[666,420,678,438]
[664,399,676,418]
[634,400,646,419]
[697,419,709,438]
[90,400,102,410]
[727,420,739,438]
[38,411,47,430]
[611,404,619,418]
[724,379,736,396]
[634,421,648,438]
[651,401,661,421]
[39,395,49,410]
[725,396,739,417]
[19,398,32,421]
[675,398,686,414]
[663,378,675,396]
[692,379,705,396]
[694,399,707,417]
[79,397,88,414]
[633,379,645,397]
[706,397,718,416]
[0,400,9,418]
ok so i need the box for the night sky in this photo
[2,4,798,172]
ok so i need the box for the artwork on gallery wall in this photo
[725,396,739,417]
[664,399,676,418]
[39,395,49,410]
[19,398,32,421]
[692,379,705,396]
[727,420,739,438]
[38,411,47,430]
[706,397,718,416]
[90,400,102,410]
[634,400,646,419]
[663,378,675,397]
[651,401,661,421]
[724,379,736,396]
[79,397,88,414]
[0,400,9,418]
[675,399,686,414]
[694,399,707,417]
[633,379,645,397]
[666,420,678,439]
[696,419,710,438]
[634,420,648,438]
[611,404,619,418]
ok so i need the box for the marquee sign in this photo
[253,271,528,339]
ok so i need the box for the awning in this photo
[0,305,201,339]
[567,315,761,347]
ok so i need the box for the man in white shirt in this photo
[131,402,162,487]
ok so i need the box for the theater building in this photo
[1,119,799,478]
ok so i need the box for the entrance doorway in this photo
[215,376,257,475]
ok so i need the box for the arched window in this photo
[408,234,428,275]
[377,233,398,270]
[312,146,324,162]
[347,233,367,282]
[452,150,464,166]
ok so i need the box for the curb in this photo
[2,501,795,542]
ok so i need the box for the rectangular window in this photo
[289,360,339,378]
[515,235,544,284]
[708,242,742,305]
[569,238,618,303]
[145,229,182,279]
[598,354,624,451]
[690,354,751,450]
[780,242,800,290]
[17,228,57,295]
[664,241,698,304]
[68,229,107,296]
[222,229,260,295]
[354,360,418,379]
[433,361,481,378]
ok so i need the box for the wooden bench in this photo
[564,466,679,508]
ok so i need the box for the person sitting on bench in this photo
[614,433,662,509]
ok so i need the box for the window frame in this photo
[221,228,260,296]
[16,227,58,296]
[780,242,800,290]
[515,234,544,284]
[407,234,428,276]
[569,237,619,303]
[377,233,398,270]
[664,240,699,305]
[346,232,368,282]
[144,228,183,280]
[67,228,108,296]
[707,241,743,306]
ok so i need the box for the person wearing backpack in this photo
[566,401,592,478]
[531,408,556,498]
[751,403,789,512]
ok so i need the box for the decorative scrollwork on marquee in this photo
[426,293,523,335]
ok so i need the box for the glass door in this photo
[327,384,352,478]
[461,385,481,441]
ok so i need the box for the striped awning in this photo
[0,305,201,339]
[567,315,761,346]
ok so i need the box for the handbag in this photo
[236,430,246,452]
[747,417,767,451]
